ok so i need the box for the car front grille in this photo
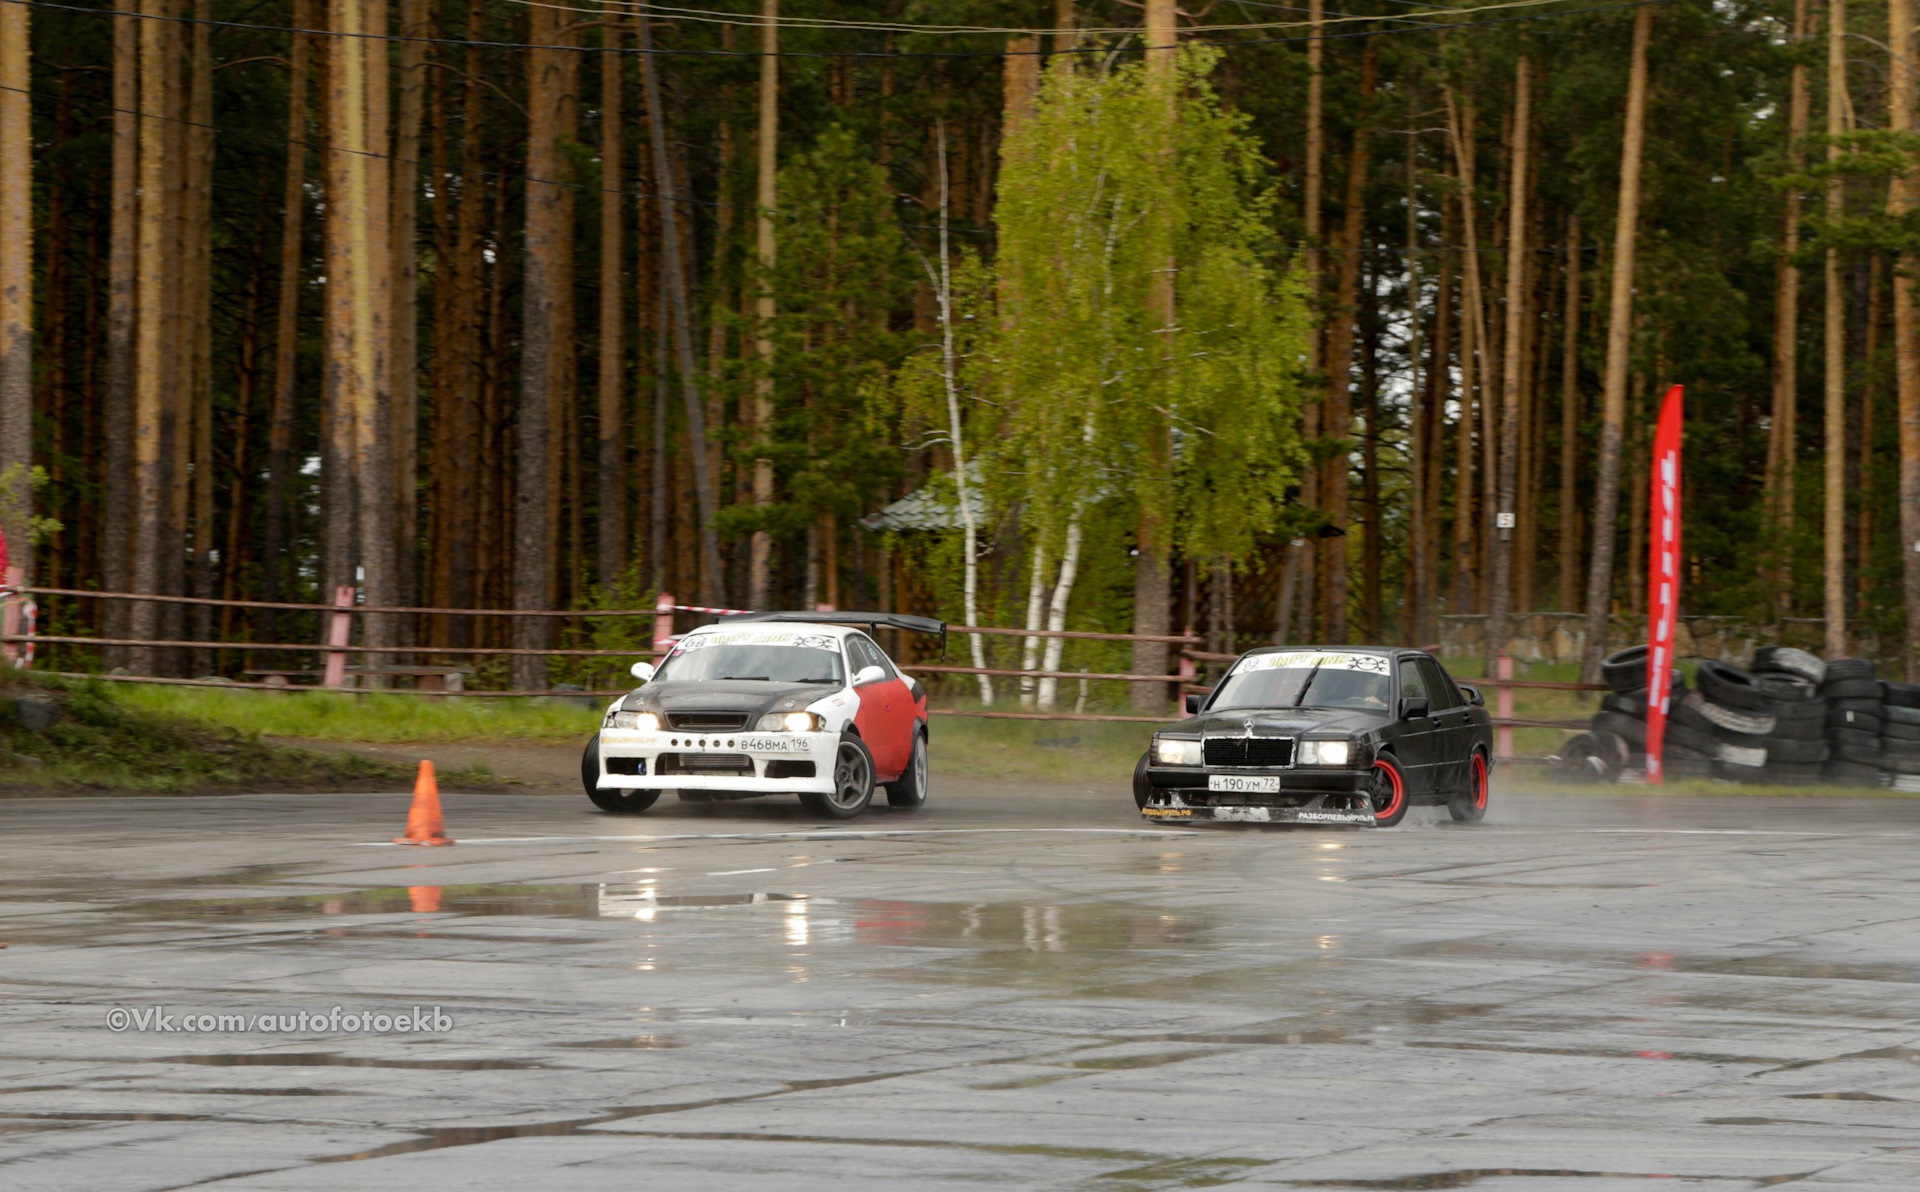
[1203,737,1295,768]
[667,712,751,731]
[656,752,755,776]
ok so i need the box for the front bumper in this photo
[597,728,836,795]
[1139,764,1376,826]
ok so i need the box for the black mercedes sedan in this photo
[1134,647,1494,827]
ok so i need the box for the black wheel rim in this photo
[830,744,871,809]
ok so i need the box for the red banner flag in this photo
[1644,384,1684,784]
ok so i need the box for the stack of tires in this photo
[1669,662,1772,782]
[1741,648,1829,785]
[1823,658,1885,787]
[1590,646,1711,778]
[1878,678,1920,792]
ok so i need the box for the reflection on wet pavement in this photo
[2,790,1919,1188]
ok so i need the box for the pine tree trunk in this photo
[1296,0,1324,640]
[1403,77,1428,646]
[103,9,138,654]
[749,0,778,608]
[131,0,169,671]
[1888,0,1920,676]
[515,0,578,686]
[1767,0,1811,614]
[1486,55,1531,672]
[1558,216,1581,611]
[597,3,628,589]
[391,0,424,619]
[1446,88,1483,617]
[1824,0,1849,658]
[639,12,726,604]
[1320,38,1377,644]
[0,0,31,586]
[1579,2,1654,683]
[1130,0,1177,709]
[186,0,214,674]
[262,0,311,640]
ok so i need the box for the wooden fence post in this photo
[653,591,675,665]
[322,584,356,688]
[1495,653,1515,761]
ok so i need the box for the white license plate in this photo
[1208,774,1280,793]
[736,735,813,754]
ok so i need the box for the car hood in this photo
[618,680,830,718]
[1163,706,1388,737]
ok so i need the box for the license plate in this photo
[736,735,813,754]
[1208,774,1280,793]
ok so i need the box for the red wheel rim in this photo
[1472,753,1489,810]
[1370,759,1404,822]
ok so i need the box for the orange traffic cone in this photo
[395,760,455,847]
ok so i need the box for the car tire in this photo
[1824,658,1877,682]
[580,734,661,814]
[1554,732,1614,784]
[1753,646,1826,684]
[1754,673,1819,704]
[1764,737,1829,764]
[1882,703,1920,726]
[1132,751,1154,810]
[1600,647,1650,694]
[1823,760,1884,788]
[1696,662,1771,712]
[1885,682,1920,709]
[803,734,875,820]
[1368,756,1409,827]
[1681,692,1776,737]
[1822,678,1883,701]
[885,729,929,809]
[1448,751,1490,823]
[1592,710,1648,749]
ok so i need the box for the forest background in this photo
[2,0,1918,710]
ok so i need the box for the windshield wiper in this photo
[797,676,840,683]
[718,675,770,681]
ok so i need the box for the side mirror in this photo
[629,661,655,683]
[1399,697,1430,720]
[1184,692,1207,715]
[1459,684,1484,707]
[853,664,886,687]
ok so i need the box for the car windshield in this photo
[654,632,845,684]
[1208,651,1392,712]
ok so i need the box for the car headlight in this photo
[1296,740,1351,766]
[604,710,660,732]
[1152,737,1202,766]
[756,711,822,733]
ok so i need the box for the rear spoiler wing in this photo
[722,610,948,657]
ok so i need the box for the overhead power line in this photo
[21,0,1663,60]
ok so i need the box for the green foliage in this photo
[989,48,1310,567]
[0,677,407,792]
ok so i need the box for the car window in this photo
[1398,660,1429,704]
[855,635,897,678]
[1209,650,1393,712]
[654,630,845,684]
[1419,658,1463,710]
[847,635,889,681]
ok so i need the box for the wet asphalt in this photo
[1,777,1918,1190]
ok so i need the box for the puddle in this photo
[554,1037,680,1050]
[1060,1049,1224,1071]
[1785,1091,1905,1101]
[1285,1170,1816,1189]
[1761,1045,1920,1073]
[111,884,808,924]
[152,1052,550,1070]
[848,900,1210,952]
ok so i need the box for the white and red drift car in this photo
[581,612,943,820]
